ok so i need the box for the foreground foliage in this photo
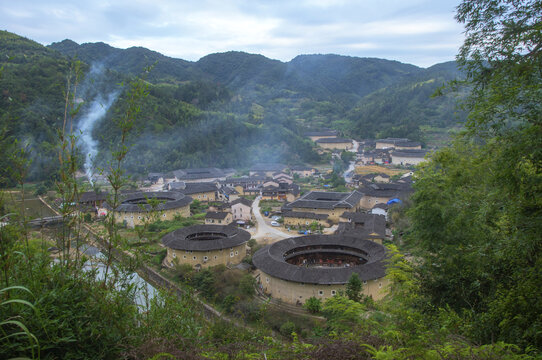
[407,0,542,351]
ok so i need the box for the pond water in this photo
[79,244,158,309]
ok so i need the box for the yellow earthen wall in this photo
[257,270,389,304]
[316,142,352,150]
[360,196,391,210]
[165,243,247,269]
[116,204,190,228]
[283,216,329,228]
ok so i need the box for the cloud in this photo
[0,0,464,67]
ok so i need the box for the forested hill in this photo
[1,31,466,181]
[48,39,466,141]
[49,40,424,100]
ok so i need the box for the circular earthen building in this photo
[104,191,192,228]
[253,234,388,304]
[162,224,250,268]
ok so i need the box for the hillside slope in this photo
[1,31,467,181]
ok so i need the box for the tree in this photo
[407,0,542,350]
[345,273,363,302]
[322,295,365,333]
[456,0,542,136]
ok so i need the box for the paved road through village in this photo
[251,196,293,243]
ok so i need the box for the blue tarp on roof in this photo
[387,198,402,205]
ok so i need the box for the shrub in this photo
[279,321,297,339]
[222,294,239,314]
[238,274,255,296]
[304,296,322,313]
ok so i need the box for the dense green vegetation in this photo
[1,0,540,357]
[0,30,469,181]
[0,31,72,183]
[406,0,542,351]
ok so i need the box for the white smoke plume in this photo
[76,63,120,184]
[77,92,119,183]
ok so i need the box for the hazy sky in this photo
[1,0,465,67]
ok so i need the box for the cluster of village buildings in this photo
[306,130,430,166]
[76,132,428,306]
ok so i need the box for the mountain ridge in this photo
[1,30,466,181]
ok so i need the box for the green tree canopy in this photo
[407,0,542,350]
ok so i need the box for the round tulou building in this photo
[161,224,250,268]
[252,234,389,304]
[104,191,192,228]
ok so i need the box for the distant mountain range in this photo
[0,30,466,182]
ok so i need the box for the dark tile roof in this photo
[395,141,421,147]
[173,167,225,180]
[253,234,387,284]
[290,165,313,171]
[250,163,287,172]
[304,130,338,137]
[167,181,186,190]
[147,172,164,179]
[372,203,389,210]
[282,211,329,220]
[205,211,230,220]
[79,191,107,203]
[222,175,268,184]
[175,182,217,195]
[339,212,386,237]
[283,191,363,210]
[376,138,410,145]
[104,191,192,212]
[261,183,300,195]
[221,186,239,195]
[231,198,253,207]
[315,137,352,144]
[392,149,430,158]
[162,224,250,251]
[359,183,412,198]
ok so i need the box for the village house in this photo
[370,203,389,220]
[376,138,407,149]
[147,172,165,185]
[162,224,249,269]
[253,234,389,304]
[289,165,315,178]
[249,163,288,177]
[359,150,391,164]
[221,175,267,195]
[205,211,233,225]
[315,137,353,151]
[282,211,330,228]
[207,202,231,212]
[79,191,107,208]
[395,141,422,150]
[282,190,364,224]
[351,173,391,187]
[391,149,430,166]
[260,182,300,202]
[217,186,240,202]
[304,129,339,142]
[336,212,387,244]
[358,182,412,209]
[166,182,217,202]
[172,167,228,183]
[231,197,253,222]
[272,172,293,185]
